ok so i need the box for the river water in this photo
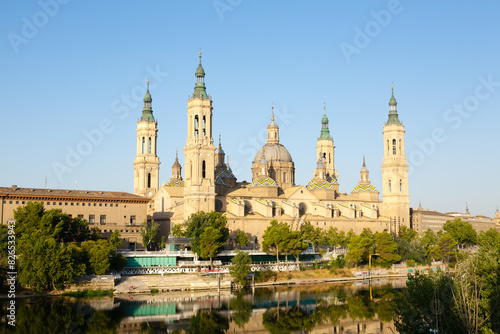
[0,277,406,333]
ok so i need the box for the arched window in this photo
[142,137,145,154]
[299,202,307,217]
[392,139,397,155]
[148,137,151,154]
[203,116,206,137]
[202,160,206,178]
[389,180,392,192]
[194,116,199,138]
[399,139,402,154]
[400,179,402,191]
[147,173,151,188]
[387,140,390,156]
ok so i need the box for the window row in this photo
[3,200,120,207]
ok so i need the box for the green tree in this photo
[399,225,418,243]
[286,230,308,270]
[229,250,252,287]
[140,220,160,250]
[262,220,290,272]
[443,218,478,247]
[18,231,86,292]
[429,233,457,263]
[235,230,249,248]
[393,271,461,333]
[374,232,401,264]
[160,236,166,249]
[185,211,229,258]
[199,226,225,268]
[299,221,320,251]
[171,223,185,237]
[345,233,374,267]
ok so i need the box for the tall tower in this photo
[316,105,338,181]
[183,52,216,219]
[133,81,160,198]
[381,86,410,231]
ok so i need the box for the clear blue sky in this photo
[2,0,499,216]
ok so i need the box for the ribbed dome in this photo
[254,143,293,163]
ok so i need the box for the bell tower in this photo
[183,52,216,219]
[381,86,410,231]
[133,81,160,198]
[316,105,337,181]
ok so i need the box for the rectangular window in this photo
[100,215,106,224]
[22,201,25,205]
[65,202,68,206]
[76,203,79,206]
[105,203,107,207]
[89,215,95,224]
[53,202,56,205]
[16,201,19,204]
[46,202,50,205]
[77,214,84,218]
[9,201,12,204]
[59,202,62,205]
[93,203,96,206]
[70,202,74,206]
[99,203,102,207]
[82,203,85,206]
[115,204,119,207]
[110,204,113,207]
[130,215,136,225]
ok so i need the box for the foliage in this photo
[171,223,185,237]
[61,289,114,298]
[299,221,321,250]
[140,220,160,250]
[399,225,418,243]
[393,270,461,333]
[160,236,166,249]
[254,269,277,283]
[186,311,229,334]
[235,229,249,247]
[12,202,124,291]
[345,234,374,267]
[331,254,346,268]
[18,231,86,292]
[444,218,478,247]
[262,220,290,272]
[184,211,229,259]
[199,226,225,267]
[229,250,252,287]
[429,233,458,263]
[374,231,401,264]
[285,230,308,268]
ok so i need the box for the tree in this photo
[399,225,418,243]
[184,211,229,261]
[299,221,320,251]
[235,230,249,248]
[140,220,160,250]
[286,230,308,270]
[345,233,374,267]
[229,250,252,287]
[18,231,86,292]
[171,223,185,237]
[374,232,401,264]
[393,271,461,333]
[429,233,457,263]
[262,220,290,272]
[443,218,478,247]
[199,226,225,268]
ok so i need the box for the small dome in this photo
[306,179,336,190]
[165,180,184,187]
[254,143,293,164]
[196,64,205,76]
[144,91,152,102]
[172,159,181,168]
[352,184,378,192]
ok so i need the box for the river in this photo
[0,277,406,333]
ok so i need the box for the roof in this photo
[0,186,149,203]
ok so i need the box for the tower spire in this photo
[386,84,401,125]
[192,51,208,99]
[140,80,155,122]
[319,104,332,140]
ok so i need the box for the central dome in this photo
[254,143,293,163]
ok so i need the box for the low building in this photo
[0,185,150,249]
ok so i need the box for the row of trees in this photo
[0,202,127,292]
[394,227,500,333]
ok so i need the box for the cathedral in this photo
[133,53,411,240]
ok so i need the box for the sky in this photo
[1,0,499,217]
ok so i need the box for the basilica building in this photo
[133,53,411,239]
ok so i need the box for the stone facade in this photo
[0,186,149,249]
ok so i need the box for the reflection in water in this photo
[0,278,405,333]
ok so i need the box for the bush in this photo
[254,270,277,283]
[151,288,159,294]
[407,259,415,267]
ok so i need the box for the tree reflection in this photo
[228,291,252,328]
[187,311,229,334]
[263,305,316,334]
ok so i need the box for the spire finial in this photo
[271,103,275,121]
[362,155,366,167]
[323,102,326,115]
[199,50,202,64]
[218,134,222,148]
[147,79,150,92]
[176,149,178,160]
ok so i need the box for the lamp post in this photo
[368,253,380,277]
